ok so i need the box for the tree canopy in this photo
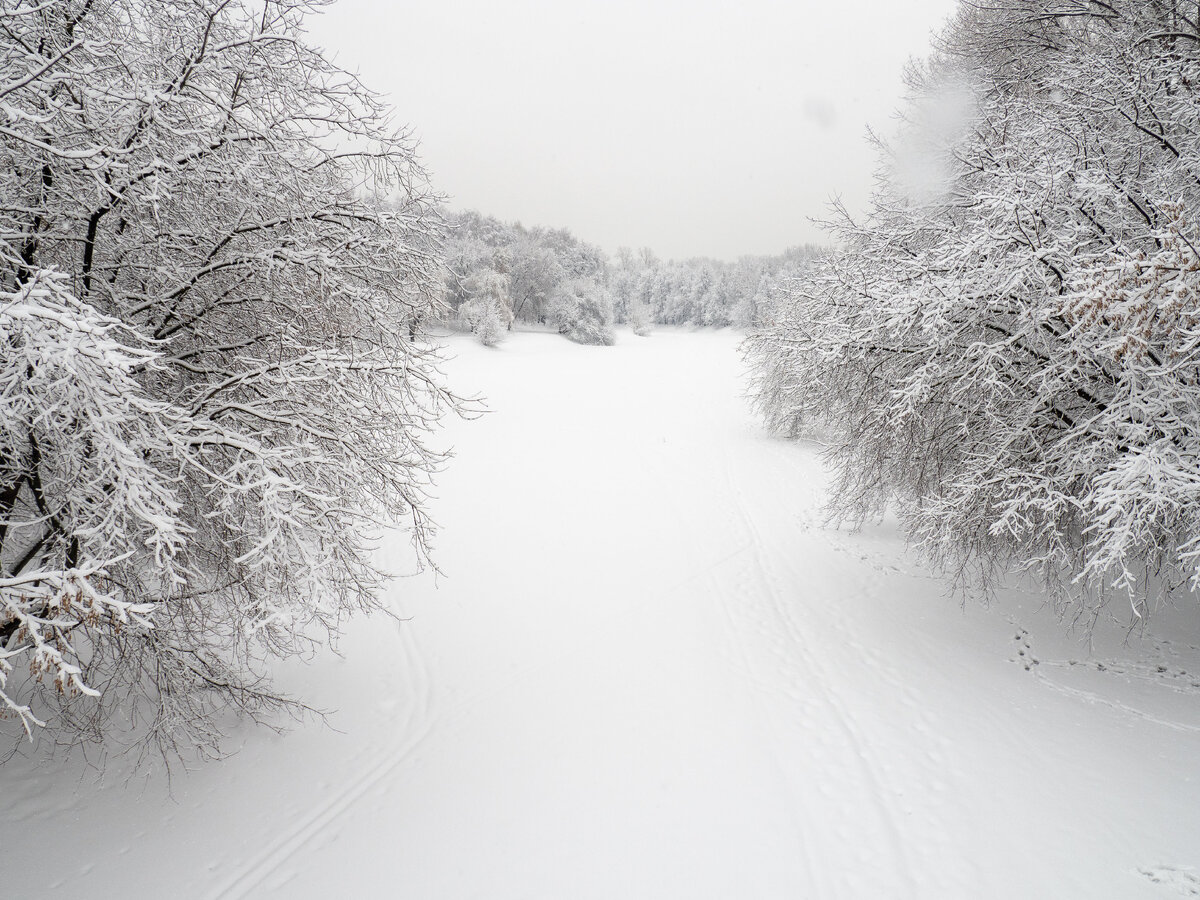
[0,0,455,758]
[749,0,1200,627]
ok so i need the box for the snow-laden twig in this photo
[747,2,1200,625]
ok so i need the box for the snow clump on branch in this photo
[0,0,458,761]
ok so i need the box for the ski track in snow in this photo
[207,618,437,899]
[715,440,922,897]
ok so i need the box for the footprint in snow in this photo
[1139,865,1200,897]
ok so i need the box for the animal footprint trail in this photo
[1139,865,1200,898]
[1013,627,1040,671]
[1009,623,1200,735]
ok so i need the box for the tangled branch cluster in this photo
[0,0,456,758]
[749,0,1200,626]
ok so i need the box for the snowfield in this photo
[3,329,1199,899]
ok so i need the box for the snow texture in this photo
[0,330,1196,898]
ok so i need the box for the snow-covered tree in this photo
[749,0,1200,625]
[441,211,616,343]
[441,211,808,337]
[0,0,455,757]
[462,265,513,346]
[628,293,653,337]
[508,241,562,326]
[551,277,615,345]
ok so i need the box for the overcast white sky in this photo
[306,0,961,260]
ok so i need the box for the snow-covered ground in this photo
[3,329,1199,899]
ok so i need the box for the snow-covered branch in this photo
[0,0,457,760]
[748,0,1200,625]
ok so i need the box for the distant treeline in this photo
[439,209,819,344]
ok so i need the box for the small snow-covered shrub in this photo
[460,268,512,346]
[629,298,653,336]
[553,280,615,346]
[473,303,507,346]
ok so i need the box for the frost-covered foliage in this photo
[443,211,613,344]
[612,246,818,330]
[0,0,454,758]
[749,0,1200,625]
[554,278,616,345]
[628,295,653,337]
[442,210,815,341]
[460,266,512,347]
